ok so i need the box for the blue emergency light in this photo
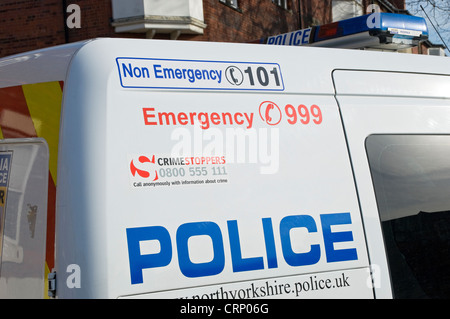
[263,13,428,50]
[311,13,428,49]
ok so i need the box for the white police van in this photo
[0,36,448,299]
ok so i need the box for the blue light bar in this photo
[313,13,428,43]
[261,13,429,50]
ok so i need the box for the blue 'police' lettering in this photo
[125,212,359,284]
[262,218,278,269]
[228,220,264,272]
[280,215,321,266]
[320,213,358,262]
[176,222,225,278]
[126,226,172,284]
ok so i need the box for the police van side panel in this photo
[55,39,372,298]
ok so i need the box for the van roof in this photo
[0,38,448,91]
[0,40,89,88]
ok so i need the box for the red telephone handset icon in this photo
[259,101,281,126]
[265,103,274,123]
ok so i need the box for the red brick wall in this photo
[300,0,332,27]
[0,0,66,57]
[0,0,406,58]
[387,0,405,10]
[64,0,143,42]
[0,0,309,57]
[194,0,302,42]
[0,0,145,57]
[184,0,336,42]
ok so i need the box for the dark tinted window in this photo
[366,135,450,299]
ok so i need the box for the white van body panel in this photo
[57,39,372,298]
[0,42,86,88]
[0,38,448,298]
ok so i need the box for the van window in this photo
[0,140,49,298]
[366,135,450,299]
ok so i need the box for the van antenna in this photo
[420,5,449,52]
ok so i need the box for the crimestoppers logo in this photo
[130,155,159,181]
[128,153,230,189]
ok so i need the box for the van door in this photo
[0,139,49,298]
[333,70,450,298]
